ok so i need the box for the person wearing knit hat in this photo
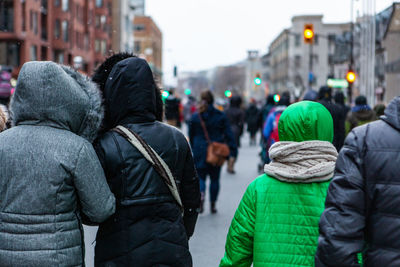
[345,95,377,134]
[0,61,115,266]
[220,101,337,266]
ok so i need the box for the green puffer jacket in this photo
[220,101,336,267]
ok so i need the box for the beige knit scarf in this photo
[264,141,338,183]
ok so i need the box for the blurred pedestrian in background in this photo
[318,86,346,151]
[345,95,377,134]
[316,96,400,266]
[0,61,115,266]
[220,101,337,266]
[0,69,13,126]
[184,95,197,126]
[189,90,237,214]
[302,89,319,101]
[245,98,260,146]
[334,91,350,118]
[374,103,386,117]
[225,95,245,174]
[92,54,200,266]
[259,94,276,127]
[0,107,6,132]
[165,88,182,128]
[262,92,290,164]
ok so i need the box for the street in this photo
[84,133,261,267]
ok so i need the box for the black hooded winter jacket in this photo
[316,96,400,266]
[93,58,200,266]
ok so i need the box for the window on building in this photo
[54,19,60,39]
[62,20,69,41]
[95,39,100,52]
[134,41,141,53]
[84,34,89,50]
[95,15,101,28]
[30,45,37,61]
[101,15,106,28]
[100,40,106,55]
[0,42,20,66]
[96,0,103,7]
[295,55,301,68]
[295,34,300,47]
[62,0,69,11]
[41,46,47,61]
[53,50,64,63]
[0,0,14,32]
[134,24,145,31]
[55,0,60,7]
[314,35,319,45]
[312,54,319,64]
[41,13,47,40]
[22,1,26,31]
[33,12,38,35]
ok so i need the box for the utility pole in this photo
[309,43,314,88]
[348,0,355,104]
[304,24,315,89]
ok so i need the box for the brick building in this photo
[0,0,112,76]
[133,16,162,82]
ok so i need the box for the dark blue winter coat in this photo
[189,105,237,170]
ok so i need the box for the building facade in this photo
[0,0,112,76]
[111,0,137,53]
[269,15,350,97]
[133,16,162,82]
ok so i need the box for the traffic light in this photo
[224,90,232,98]
[162,90,170,99]
[273,94,280,103]
[254,73,262,85]
[304,24,314,44]
[184,88,191,95]
[346,70,356,83]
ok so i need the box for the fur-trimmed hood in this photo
[11,61,103,142]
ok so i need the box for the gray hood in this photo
[10,61,103,142]
[382,96,400,131]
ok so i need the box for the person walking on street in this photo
[316,96,400,266]
[225,95,245,174]
[318,86,346,151]
[220,101,337,266]
[245,98,260,146]
[345,95,377,134]
[0,61,115,266]
[189,90,237,214]
[165,88,182,128]
[92,55,200,267]
[262,94,290,164]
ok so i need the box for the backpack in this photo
[269,112,282,143]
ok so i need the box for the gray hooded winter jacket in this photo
[0,61,115,266]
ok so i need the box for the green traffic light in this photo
[162,91,170,98]
[224,90,232,98]
[254,77,262,85]
[184,89,191,95]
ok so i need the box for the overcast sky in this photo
[146,0,395,84]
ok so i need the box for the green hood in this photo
[278,101,333,142]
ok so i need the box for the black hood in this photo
[103,57,157,129]
[230,96,242,108]
[382,96,400,131]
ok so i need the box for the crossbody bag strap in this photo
[198,113,211,144]
[113,126,183,214]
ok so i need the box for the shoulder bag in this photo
[112,125,184,215]
[198,114,230,167]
